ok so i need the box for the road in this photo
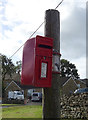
[1,101,42,108]
[27,101,42,106]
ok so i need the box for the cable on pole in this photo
[9,0,64,59]
[55,0,64,10]
[9,21,44,59]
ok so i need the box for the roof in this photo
[14,81,39,89]
[5,76,87,91]
[80,78,88,84]
[62,77,87,89]
[5,80,43,90]
[59,77,69,87]
[76,79,86,85]
[5,73,21,81]
[5,81,21,90]
[62,77,78,87]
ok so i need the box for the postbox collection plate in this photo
[41,62,47,78]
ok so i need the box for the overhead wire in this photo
[9,21,44,59]
[55,0,64,10]
[9,0,64,59]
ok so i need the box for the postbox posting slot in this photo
[38,44,52,49]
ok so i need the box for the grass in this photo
[2,105,42,118]
[2,105,88,119]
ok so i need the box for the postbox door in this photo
[35,56,52,87]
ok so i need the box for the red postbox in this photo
[21,35,53,87]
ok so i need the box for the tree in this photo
[0,54,2,97]
[2,54,16,81]
[60,59,79,78]
[1,54,16,98]
[15,60,22,74]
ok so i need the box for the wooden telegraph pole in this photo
[86,2,88,86]
[43,9,60,119]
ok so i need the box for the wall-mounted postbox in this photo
[21,35,53,87]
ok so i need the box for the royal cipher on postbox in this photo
[21,35,53,87]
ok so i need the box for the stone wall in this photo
[60,92,88,119]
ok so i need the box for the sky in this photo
[0,0,86,79]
